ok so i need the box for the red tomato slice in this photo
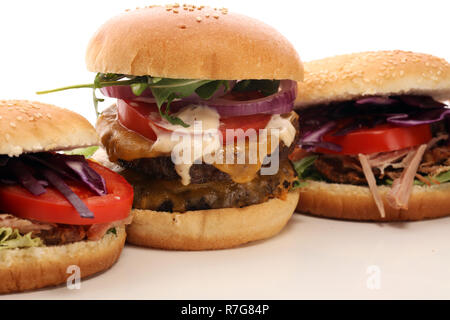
[318,123,433,155]
[117,99,272,143]
[0,161,133,225]
[117,99,164,141]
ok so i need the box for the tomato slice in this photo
[0,161,133,225]
[117,99,272,143]
[318,123,433,155]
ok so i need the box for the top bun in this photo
[86,4,303,81]
[0,100,99,157]
[296,50,450,108]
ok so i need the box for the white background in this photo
[0,0,449,124]
[1,0,450,300]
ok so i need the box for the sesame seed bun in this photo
[0,100,99,157]
[126,190,300,251]
[86,5,303,81]
[0,226,126,294]
[295,50,450,108]
[296,181,450,222]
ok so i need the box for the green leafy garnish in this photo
[64,146,99,159]
[0,228,43,250]
[292,155,320,189]
[37,75,281,126]
[37,74,231,126]
[233,80,280,96]
[385,170,450,186]
[106,227,117,236]
[435,170,450,184]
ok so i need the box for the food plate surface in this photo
[3,213,449,299]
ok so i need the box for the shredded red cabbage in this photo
[40,168,94,219]
[297,95,450,151]
[0,153,107,219]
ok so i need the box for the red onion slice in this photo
[9,159,46,196]
[179,80,296,117]
[104,80,296,117]
[41,168,94,219]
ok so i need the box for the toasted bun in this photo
[86,5,303,81]
[296,50,450,108]
[126,190,300,250]
[0,100,99,157]
[0,226,126,294]
[296,181,450,221]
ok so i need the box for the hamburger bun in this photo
[296,50,450,108]
[86,5,303,81]
[0,226,126,294]
[126,190,300,250]
[0,100,99,157]
[296,181,450,222]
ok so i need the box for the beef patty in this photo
[120,159,297,212]
[118,142,295,184]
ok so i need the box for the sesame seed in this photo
[10,122,16,128]
[16,116,23,121]
[213,14,219,19]
[196,16,202,22]
[179,24,187,29]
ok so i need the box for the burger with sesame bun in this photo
[0,100,133,293]
[39,4,303,250]
[291,50,450,221]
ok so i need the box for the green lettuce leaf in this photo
[64,146,99,159]
[435,170,450,184]
[0,228,43,250]
[292,155,321,189]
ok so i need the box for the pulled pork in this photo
[0,214,131,246]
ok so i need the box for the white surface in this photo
[4,214,450,299]
[0,0,450,299]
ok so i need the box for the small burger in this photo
[0,100,133,293]
[40,4,303,250]
[292,50,450,221]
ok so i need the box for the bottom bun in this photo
[297,181,450,221]
[0,226,126,294]
[126,190,300,250]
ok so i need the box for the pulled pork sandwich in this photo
[292,51,450,221]
[0,100,133,293]
[40,4,303,250]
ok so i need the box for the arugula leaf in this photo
[293,155,318,179]
[233,80,280,96]
[131,82,149,96]
[106,227,117,236]
[195,80,229,99]
[292,155,320,189]
[37,74,230,126]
